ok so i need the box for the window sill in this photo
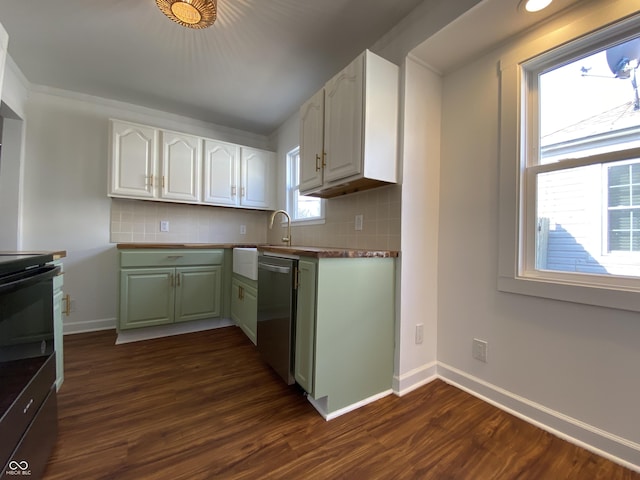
[287,218,326,226]
[497,274,640,312]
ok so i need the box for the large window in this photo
[498,8,640,311]
[286,147,324,223]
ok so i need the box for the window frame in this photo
[286,147,325,225]
[497,8,640,312]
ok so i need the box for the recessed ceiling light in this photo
[519,0,553,13]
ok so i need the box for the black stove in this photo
[0,253,54,278]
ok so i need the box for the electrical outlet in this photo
[415,324,424,344]
[355,214,364,231]
[160,220,169,232]
[240,225,247,235]
[472,338,488,363]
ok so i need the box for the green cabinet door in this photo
[231,277,257,345]
[175,266,222,323]
[294,259,317,395]
[120,268,174,329]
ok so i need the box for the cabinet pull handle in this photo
[162,176,166,188]
[63,294,71,315]
[315,154,321,172]
[322,152,327,168]
[177,273,181,286]
[166,255,183,260]
[170,273,174,287]
[241,186,245,197]
[293,267,299,290]
[241,286,244,300]
[149,174,154,187]
[231,185,237,196]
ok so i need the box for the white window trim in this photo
[286,147,325,224]
[497,6,640,312]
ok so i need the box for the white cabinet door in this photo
[109,120,158,199]
[0,22,7,102]
[203,139,240,206]
[323,52,364,184]
[161,131,201,203]
[240,147,274,209]
[299,89,325,193]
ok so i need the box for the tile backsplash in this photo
[111,184,401,251]
[267,184,401,251]
[110,198,268,244]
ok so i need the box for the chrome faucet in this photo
[269,209,291,246]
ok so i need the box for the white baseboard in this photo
[63,317,116,335]
[393,361,438,396]
[116,318,234,344]
[309,389,394,421]
[437,362,640,473]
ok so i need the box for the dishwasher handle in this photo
[258,262,291,274]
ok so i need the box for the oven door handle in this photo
[0,265,61,295]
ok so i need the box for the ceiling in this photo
[0,0,425,135]
[412,0,583,74]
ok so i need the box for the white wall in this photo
[435,1,640,468]
[395,55,441,393]
[1,71,273,333]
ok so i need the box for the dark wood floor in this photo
[43,327,639,480]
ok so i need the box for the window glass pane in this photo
[536,162,640,277]
[287,147,322,222]
[539,37,640,165]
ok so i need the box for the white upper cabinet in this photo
[109,119,274,210]
[299,50,399,198]
[203,139,240,206]
[240,147,274,209]
[160,131,201,203]
[324,53,364,184]
[299,89,325,193]
[0,22,7,103]
[109,120,158,199]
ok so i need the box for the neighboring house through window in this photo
[498,11,640,311]
[286,147,324,223]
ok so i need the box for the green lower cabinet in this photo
[295,256,395,416]
[231,276,257,344]
[175,266,222,323]
[120,268,175,329]
[294,259,317,395]
[119,249,224,330]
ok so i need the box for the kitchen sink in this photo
[232,247,258,280]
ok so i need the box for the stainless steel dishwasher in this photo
[257,254,297,385]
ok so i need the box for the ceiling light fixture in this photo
[520,0,553,12]
[156,0,217,29]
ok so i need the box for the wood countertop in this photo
[116,243,259,250]
[258,245,399,258]
[116,243,398,258]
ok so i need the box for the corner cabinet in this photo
[109,119,275,210]
[294,256,395,416]
[203,140,275,209]
[299,50,399,198]
[119,249,223,330]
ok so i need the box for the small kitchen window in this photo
[286,147,324,224]
[498,12,640,311]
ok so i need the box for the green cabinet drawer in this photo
[120,249,224,268]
